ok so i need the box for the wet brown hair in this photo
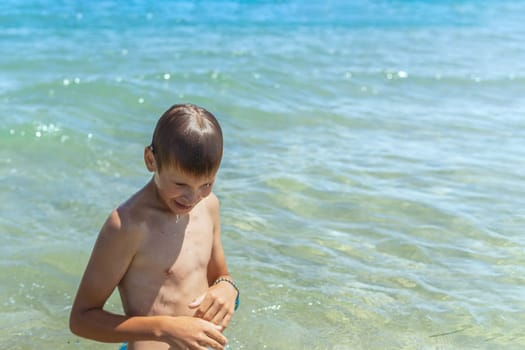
[150,104,223,176]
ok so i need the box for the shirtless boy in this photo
[70,104,239,350]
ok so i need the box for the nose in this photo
[181,188,203,204]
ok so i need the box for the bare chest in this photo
[119,213,214,317]
[136,217,213,282]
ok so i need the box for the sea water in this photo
[1,1,525,349]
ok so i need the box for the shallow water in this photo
[1,1,525,349]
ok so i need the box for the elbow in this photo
[69,312,80,336]
[69,308,85,337]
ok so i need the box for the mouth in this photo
[172,199,193,212]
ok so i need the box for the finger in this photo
[210,306,229,326]
[188,293,206,309]
[188,338,210,350]
[198,336,225,350]
[201,338,225,350]
[194,343,212,350]
[193,296,214,319]
[204,326,228,347]
[195,295,216,318]
[191,344,209,350]
[220,312,233,330]
[202,299,222,321]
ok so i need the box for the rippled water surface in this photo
[1,1,525,349]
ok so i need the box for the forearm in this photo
[207,259,232,285]
[71,309,228,349]
[70,308,166,343]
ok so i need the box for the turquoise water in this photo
[2,1,525,349]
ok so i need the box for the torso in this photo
[116,185,215,350]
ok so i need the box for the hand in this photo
[188,282,237,330]
[162,316,227,350]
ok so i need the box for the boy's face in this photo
[153,166,216,215]
[144,146,216,215]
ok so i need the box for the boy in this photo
[70,104,239,350]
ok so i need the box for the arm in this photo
[69,209,157,342]
[189,194,239,330]
[70,209,227,349]
[207,194,231,284]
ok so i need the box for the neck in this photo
[146,178,181,220]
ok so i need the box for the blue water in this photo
[1,1,525,349]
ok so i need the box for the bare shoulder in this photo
[204,192,220,218]
[206,192,220,209]
[92,210,141,264]
[96,193,150,250]
[201,192,220,239]
[102,208,124,233]
[103,206,138,236]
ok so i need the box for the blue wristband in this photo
[214,277,240,311]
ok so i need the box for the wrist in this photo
[156,315,177,342]
[214,277,240,311]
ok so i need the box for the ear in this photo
[144,146,157,172]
